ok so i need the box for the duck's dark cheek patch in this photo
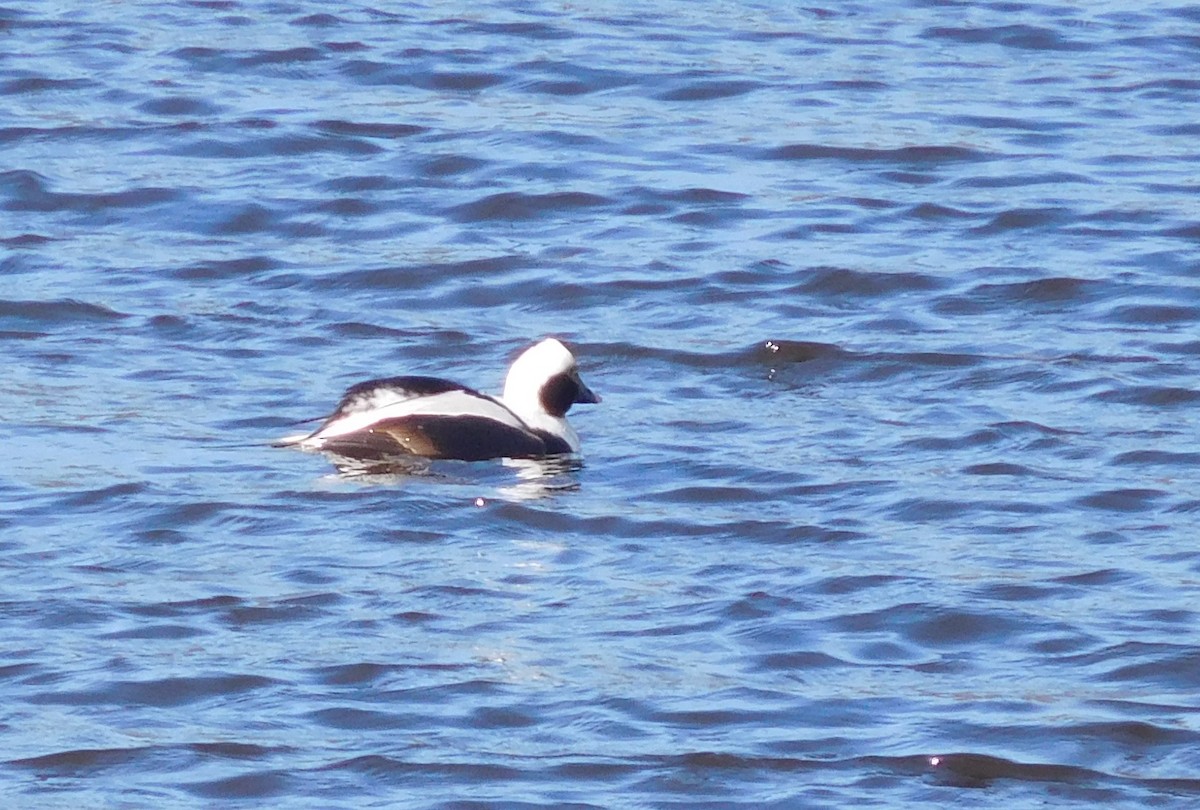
[539,372,580,417]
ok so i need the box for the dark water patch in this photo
[321,173,407,192]
[99,623,208,640]
[1,76,95,94]
[210,203,286,236]
[341,58,505,92]
[922,24,1093,52]
[1149,122,1200,137]
[0,298,128,327]
[657,78,763,101]
[972,206,1072,234]
[596,339,845,377]
[880,170,940,185]
[0,169,181,213]
[10,746,150,774]
[831,603,1029,649]
[484,501,854,545]
[0,232,54,247]
[221,593,342,628]
[172,133,382,159]
[1147,338,1200,357]
[170,46,246,74]
[304,255,528,292]
[323,41,371,54]
[1076,488,1167,512]
[185,770,292,800]
[519,60,638,96]
[1092,386,1200,407]
[449,191,612,222]
[27,598,113,630]
[962,462,1039,477]
[137,95,223,117]
[945,114,1077,133]
[312,662,410,687]
[0,662,44,682]
[622,186,750,214]
[126,594,244,619]
[420,71,504,92]
[841,351,985,386]
[817,79,889,92]
[1068,720,1200,750]
[314,196,379,217]
[927,752,1099,789]
[764,143,991,166]
[1094,645,1200,690]
[757,649,852,671]
[904,202,976,221]
[324,321,433,340]
[135,499,295,539]
[993,276,1105,304]
[970,582,1063,604]
[668,209,728,227]
[888,496,1052,522]
[1119,37,1200,63]
[457,20,571,41]
[1106,303,1200,325]
[312,119,428,139]
[132,527,191,545]
[419,154,488,177]
[812,575,907,598]
[955,171,1091,189]
[293,12,343,27]
[934,275,1106,316]
[172,255,279,281]
[758,339,850,365]
[322,754,524,784]
[471,705,539,729]
[52,482,146,510]
[238,46,325,68]
[1110,449,1200,467]
[720,591,802,622]
[1162,222,1200,240]
[32,674,279,708]
[307,707,424,731]
[1051,569,1132,588]
[643,484,762,507]
[795,266,944,298]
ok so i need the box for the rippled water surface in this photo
[4,0,1200,806]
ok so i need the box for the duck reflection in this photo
[321,451,583,501]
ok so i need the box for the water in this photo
[3,0,1200,806]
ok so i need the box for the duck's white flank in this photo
[298,389,523,447]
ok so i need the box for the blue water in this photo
[4,0,1200,806]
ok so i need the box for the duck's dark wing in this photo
[319,414,550,461]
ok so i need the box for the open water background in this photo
[3,0,1200,806]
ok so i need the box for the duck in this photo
[277,338,599,461]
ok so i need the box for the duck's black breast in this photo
[318,414,551,461]
[532,430,573,456]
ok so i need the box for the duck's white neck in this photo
[500,337,584,452]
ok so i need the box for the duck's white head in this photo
[501,338,599,450]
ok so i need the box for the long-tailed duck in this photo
[277,338,599,461]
